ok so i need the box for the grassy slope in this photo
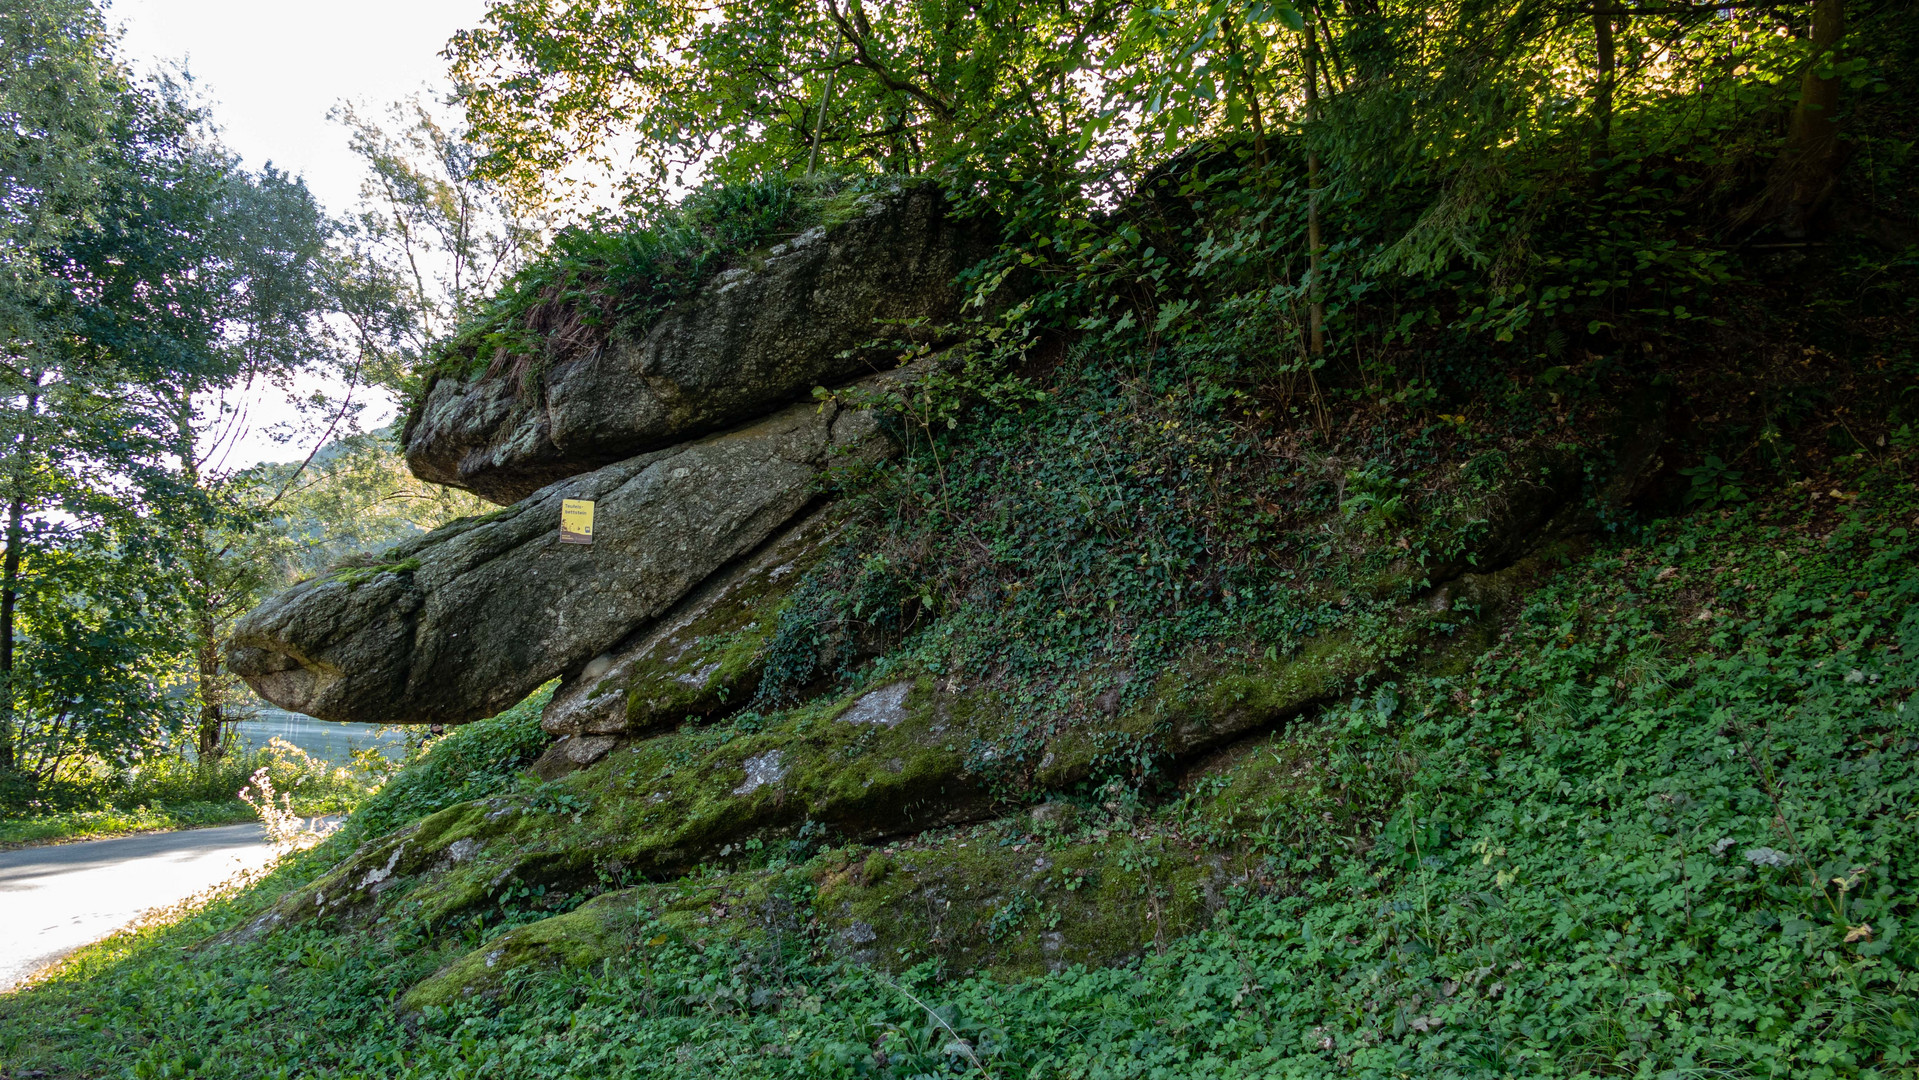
[0,802,255,850]
[1,456,1912,1078]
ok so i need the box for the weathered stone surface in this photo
[224,380,1676,985]
[233,535,1580,955]
[538,507,844,742]
[228,396,897,728]
[404,184,995,504]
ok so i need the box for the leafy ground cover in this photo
[791,337,1629,774]
[0,802,251,850]
[2,453,1911,1078]
[338,686,551,843]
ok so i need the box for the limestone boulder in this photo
[403,183,995,504]
[228,396,897,728]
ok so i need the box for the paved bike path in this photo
[0,824,276,991]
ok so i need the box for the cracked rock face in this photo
[403,183,995,505]
[227,396,897,727]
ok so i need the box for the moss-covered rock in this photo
[255,556,1540,941]
[229,384,901,729]
[398,887,664,1011]
[242,399,1652,1001]
[253,676,994,932]
[399,814,1236,1010]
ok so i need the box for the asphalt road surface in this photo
[0,824,277,991]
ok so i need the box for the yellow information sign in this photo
[559,498,595,544]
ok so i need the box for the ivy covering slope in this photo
[6,0,1919,1068]
[3,455,1914,1078]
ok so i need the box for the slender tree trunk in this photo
[1592,0,1618,158]
[0,380,42,774]
[1304,30,1326,359]
[187,524,228,762]
[1315,18,1348,90]
[807,48,841,176]
[172,394,227,764]
[1222,14,1269,171]
[1781,0,1846,234]
[194,614,224,762]
[0,491,23,775]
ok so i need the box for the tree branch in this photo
[822,1,957,121]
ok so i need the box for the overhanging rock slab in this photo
[229,398,895,727]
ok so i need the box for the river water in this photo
[230,710,412,767]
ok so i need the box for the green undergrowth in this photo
[3,459,1914,1077]
[776,342,1622,798]
[1,737,383,846]
[0,801,251,849]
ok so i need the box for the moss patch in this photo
[402,813,1235,1007]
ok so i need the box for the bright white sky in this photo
[109,0,494,468]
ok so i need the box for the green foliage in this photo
[448,1,1131,206]
[331,93,544,381]
[240,426,494,589]
[341,686,554,841]
[777,339,1587,798]
[2,736,379,839]
[1,539,193,782]
[1,0,384,785]
[1680,453,1749,508]
[753,549,924,707]
[4,0,1918,1071]
[446,0,1919,417]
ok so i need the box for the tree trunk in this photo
[1222,13,1269,172]
[195,623,225,762]
[0,380,42,774]
[1304,30,1326,359]
[1780,0,1847,235]
[807,48,841,176]
[0,490,23,774]
[1592,0,1617,158]
[173,393,228,764]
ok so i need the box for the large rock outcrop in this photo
[404,184,995,504]
[222,378,1672,1012]
[228,394,897,727]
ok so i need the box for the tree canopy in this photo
[0,0,480,787]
